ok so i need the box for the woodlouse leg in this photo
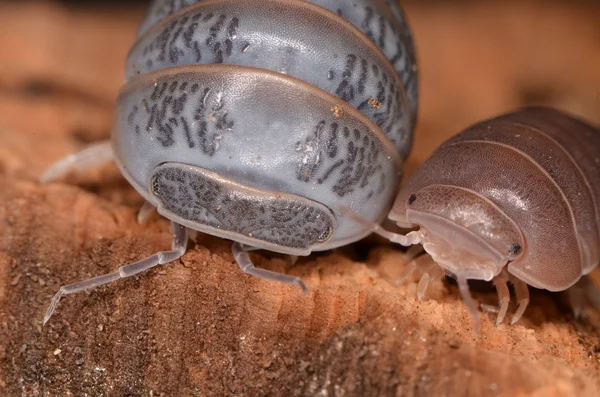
[395,247,426,283]
[232,242,308,294]
[510,276,530,324]
[395,260,418,286]
[339,205,427,284]
[480,269,511,325]
[566,280,588,319]
[285,255,299,267]
[416,260,445,301]
[43,221,188,325]
[40,140,113,183]
[404,244,425,261]
[137,201,157,225]
[394,250,432,287]
[457,276,481,334]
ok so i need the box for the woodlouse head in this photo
[390,184,525,282]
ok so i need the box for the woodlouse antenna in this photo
[43,222,188,325]
[40,141,113,184]
[338,205,422,246]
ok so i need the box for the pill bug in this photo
[350,107,600,327]
[41,0,418,324]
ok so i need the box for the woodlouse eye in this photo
[408,193,417,205]
[151,177,161,195]
[318,226,333,242]
[508,243,522,255]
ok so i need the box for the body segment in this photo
[138,0,419,124]
[116,0,416,251]
[114,65,402,251]
[41,0,417,323]
[128,0,414,157]
[383,107,600,325]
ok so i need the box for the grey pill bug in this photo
[41,0,418,324]
[348,107,600,328]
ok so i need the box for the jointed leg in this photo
[403,244,425,263]
[416,260,445,301]
[395,260,418,286]
[339,205,431,289]
[394,245,425,279]
[510,275,530,324]
[480,269,511,325]
[44,222,188,325]
[386,246,426,286]
[40,140,114,184]
[137,201,157,225]
[232,242,308,293]
[285,255,299,267]
[457,276,481,334]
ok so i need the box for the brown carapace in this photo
[355,107,600,328]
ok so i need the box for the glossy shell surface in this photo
[390,107,600,291]
[113,0,417,254]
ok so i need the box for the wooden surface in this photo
[0,1,599,396]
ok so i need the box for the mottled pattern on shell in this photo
[151,163,335,251]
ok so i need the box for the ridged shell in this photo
[391,107,600,291]
[113,0,417,252]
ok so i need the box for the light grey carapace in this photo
[370,107,600,327]
[40,0,417,324]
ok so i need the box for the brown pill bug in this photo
[347,106,600,328]
[40,0,418,324]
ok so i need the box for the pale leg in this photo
[137,201,157,225]
[510,275,530,324]
[403,244,425,263]
[44,222,188,325]
[338,205,427,286]
[40,140,114,183]
[480,269,511,325]
[395,245,424,278]
[395,260,418,286]
[457,276,481,334]
[232,242,308,293]
[416,260,445,301]
[285,255,299,267]
[566,279,587,319]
